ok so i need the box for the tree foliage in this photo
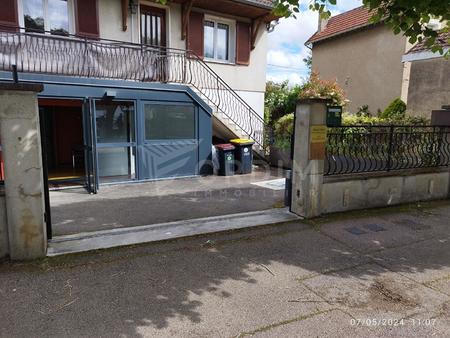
[379,98,407,120]
[273,0,450,54]
[265,81,301,126]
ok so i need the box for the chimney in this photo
[318,14,329,32]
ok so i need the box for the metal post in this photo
[387,125,394,171]
[38,109,52,240]
[11,65,18,83]
[84,37,90,78]
[436,126,443,166]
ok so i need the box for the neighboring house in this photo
[0,0,276,191]
[402,31,450,118]
[305,6,411,114]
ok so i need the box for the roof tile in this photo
[407,31,450,54]
[306,6,375,44]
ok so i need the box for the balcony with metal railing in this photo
[0,28,267,149]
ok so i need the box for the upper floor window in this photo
[204,17,235,63]
[20,0,73,35]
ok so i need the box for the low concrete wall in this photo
[0,191,8,258]
[291,99,450,219]
[321,171,450,214]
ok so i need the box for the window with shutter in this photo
[0,0,19,31]
[19,0,72,35]
[202,15,236,63]
[74,0,99,38]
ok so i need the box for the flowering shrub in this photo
[298,72,347,106]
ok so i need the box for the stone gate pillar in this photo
[291,98,329,218]
[0,82,46,260]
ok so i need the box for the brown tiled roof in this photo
[406,31,450,54]
[306,6,377,44]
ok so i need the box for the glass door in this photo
[94,100,137,183]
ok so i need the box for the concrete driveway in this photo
[49,168,287,236]
[1,201,450,337]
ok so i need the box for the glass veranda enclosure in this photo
[36,80,213,194]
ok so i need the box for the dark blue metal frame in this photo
[139,100,200,180]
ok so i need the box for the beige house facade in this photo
[402,32,450,118]
[306,7,410,114]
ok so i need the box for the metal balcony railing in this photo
[0,28,267,149]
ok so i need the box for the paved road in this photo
[1,201,450,337]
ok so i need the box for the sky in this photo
[266,0,362,85]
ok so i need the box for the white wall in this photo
[235,90,265,119]
[98,0,134,42]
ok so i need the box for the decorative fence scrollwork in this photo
[326,125,450,176]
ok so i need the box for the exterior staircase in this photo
[175,52,268,156]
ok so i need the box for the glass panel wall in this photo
[23,0,70,35]
[48,0,69,35]
[95,101,136,183]
[95,102,135,144]
[204,21,215,59]
[216,23,229,61]
[23,0,45,32]
[144,105,195,140]
[97,147,136,183]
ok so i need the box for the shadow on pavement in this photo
[0,201,449,336]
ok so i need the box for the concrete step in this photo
[47,208,300,256]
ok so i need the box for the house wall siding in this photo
[311,25,407,114]
[407,58,450,117]
[98,0,134,42]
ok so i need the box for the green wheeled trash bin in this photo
[215,144,235,176]
[230,139,255,174]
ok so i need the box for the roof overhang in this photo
[233,0,273,10]
[402,48,449,62]
[172,0,277,22]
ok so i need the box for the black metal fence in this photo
[325,125,450,176]
[0,28,266,149]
